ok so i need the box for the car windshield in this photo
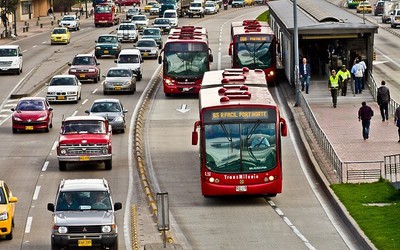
[16,100,46,111]
[206,3,215,7]
[72,56,95,65]
[56,191,112,211]
[132,16,146,21]
[137,40,156,47]
[107,69,132,77]
[0,188,6,205]
[53,29,67,34]
[119,24,136,30]
[50,77,76,86]
[62,16,75,21]
[118,54,140,63]
[164,12,176,18]
[91,102,121,113]
[143,29,160,36]
[98,36,118,43]
[155,19,169,24]
[62,120,106,134]
[0,48,17,57]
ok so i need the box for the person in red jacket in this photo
[358,101,374,140]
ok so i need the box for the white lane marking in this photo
[72,110,78,116]
[42,161,49,172]
[92,88,98,94]
[32,186,41,200]
[82,99,88,105]
[375,48,400,68]
[52,141,58,151]
[23,50,28,53]
[42,41,47,44]
[25,217,33,233]
[32,45,37,48]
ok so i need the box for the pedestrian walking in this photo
[358,101,374,140]
[299,57,311,94]
[377,80,390,121]
[337,65,351,96]
[358,56,367,90]
[351,59,364,94]
[395,106,400,142]
[328,69,340,108]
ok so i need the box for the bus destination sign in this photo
[204,109,276,123]
[239,35,272,43]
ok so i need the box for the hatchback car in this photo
[0,180,18,240]
[50,27,70,45]
[68,54,101,83]
[95,35,121,59]
[46,75,82,103]
[102,67,136,95]
[205,2,219,14]
[153,18,171,34]
[163,9,178,27]
[11,97,53,133]
[357,2,372,13]
[142,28,163,48]
[59,14,80,31]
[135,38,159,59]
[85,99,128,133]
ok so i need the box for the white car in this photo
[131,15,149,32]
[116,22,138,42]
[115,49,143,80]
[391,9,400,28]
[205,2,219,14]
[163,10,178,27]
[46,75,82,103]
[0,45,23,75]
[59,15,80,31]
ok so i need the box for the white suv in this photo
[114,49,143,80]
[47,179,122,250]
[189,1,205,17]
[163,10,178,27]
[391,9,400,28]
[0,45,23,75]
[59,15,80,31]
[116,22,138,42]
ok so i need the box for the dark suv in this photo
[68,54,101,83]
[374,0,384,16]
[47,179,122,249]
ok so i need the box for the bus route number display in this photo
[204,109,276,123]
[239,35,272,43]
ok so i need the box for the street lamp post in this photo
[293,0,300,107]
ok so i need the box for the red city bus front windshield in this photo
[204,121,277,173]
[235,36,275,69]
[95,5,112,14]
[164,42,209,77]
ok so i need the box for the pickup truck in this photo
[57,116,112,171]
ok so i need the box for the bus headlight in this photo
[209,177,215,183]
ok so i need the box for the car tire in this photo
[12,127,17,133]
[51,243,61,250]
[94,76,99,83]
[110,240,118,250]
[120,128,125,133]
[45,123,50,133]
[105,160,112,170]
[103,90,108,95]
[5,228,13,240]
[59,161,67,171]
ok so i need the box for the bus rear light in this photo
[264,176,277,182]
[268,71,275,76]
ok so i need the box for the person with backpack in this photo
[377,80,390,121]
[351,59,363,94]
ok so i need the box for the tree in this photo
[0,0,19,33]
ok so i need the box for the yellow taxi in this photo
[50,27,70,45]
[0,180,18,240]
[356,1,372,13]
[244,0,254,5]
[144,1,159,12]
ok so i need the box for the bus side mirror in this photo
[209,54,213,63]
[277,41,281,54]
[192,120,200,145]
[228,42,233,56]
[158,55,162,64]
[280,117,287,137]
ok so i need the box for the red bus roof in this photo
[199,69,275,110]
[232,25,274,36]
[230,20,269,29]
[166,26,209,44]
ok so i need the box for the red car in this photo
[68,54,101,83]
[11,97,53,133]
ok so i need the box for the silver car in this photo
[85,98,128,133]
[134,38,159,59]
[102,67,136,94]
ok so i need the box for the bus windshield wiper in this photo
[219,121,232,142]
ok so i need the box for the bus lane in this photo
[144,6,357,250]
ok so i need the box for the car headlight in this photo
[60,149,67,155]
[102,225,112,233]
[104,81,112,86]
[58,226,68,234]
[47,92,55,95]
[102,148,109,154]
[37,115,47,121]
[123,80,132,86]
[114,116,123,122]
[67,91,77,95]
[0,211,8,221]
[69,69,77,73]
[95,46,101,50]
[88,68,96,73]
[112,46,118,49]
[13,116,22,121]
[151,49,157,53]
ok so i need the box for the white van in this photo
[0,45,23,75]
[114,49,143,80]
[163,9,178,27]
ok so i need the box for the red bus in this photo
[192,67,288,197]
[229,20,278,85]
[158,26,213,96]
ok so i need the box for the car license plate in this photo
[78,239,92,247]
[397,17,400,20]
[144,52,148,56]
[25,126,34,130]
[236,186,247,192]
[114,86,122,90]
[79,156,90,161]
[79,74,86,78]
[57,96,65,100]
[104,50,109,54]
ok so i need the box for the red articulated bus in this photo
[158,26,213,96]
[229,20,278,85]
[192,67,288,197]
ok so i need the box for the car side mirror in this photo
[68,63,72,66]
[49,108,53,111]
[85,110,90,114]
[114,59,117,63]
[47,203,55,212]
[123,109,128,113]
[114,202,122,211]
